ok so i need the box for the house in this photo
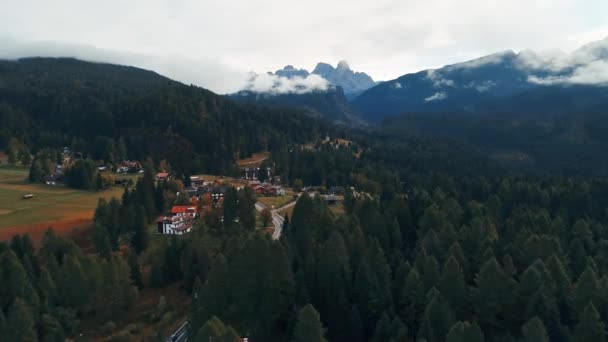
[171,206,198,219]
[190,176,205,187]
[156,216,193,235]
[22,194,34,200]
[157,205,198,235]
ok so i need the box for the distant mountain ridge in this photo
[310,61,379,99]
[352,37,608,122]
[269,61,379,98]
[231,61,377,124]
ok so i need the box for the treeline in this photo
[382,109,608,177]
[0,58,334,176]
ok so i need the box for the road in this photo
[255,198,299,240]
[166,321,189,342]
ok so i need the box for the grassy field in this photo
[0,166,136,244]
[258,195,296,210]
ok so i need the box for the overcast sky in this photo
[2,0,608,93]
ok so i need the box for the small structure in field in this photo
[22,194,34,199]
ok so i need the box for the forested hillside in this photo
[381,92,608,178]
[0,58,332,176]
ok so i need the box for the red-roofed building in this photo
[157,205,198,235]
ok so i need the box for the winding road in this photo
[255,199,296,240]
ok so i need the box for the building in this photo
[190,176,205,187]
[156,216,193,235]
[157,205,197,235]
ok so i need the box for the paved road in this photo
[166,321,189,342]
[256,198,299,240]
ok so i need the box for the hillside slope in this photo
[0,58,330,175]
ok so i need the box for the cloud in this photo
[465,80,496,92]
[0,37,249,94]
[518,37,608,85]
[426,70,454,88]
[528,60,608,85]
[445,51,514,71]
[425,92,447,102]
[243,73,330,95]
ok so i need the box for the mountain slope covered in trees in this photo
[0,58,332,176]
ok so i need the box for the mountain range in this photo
[230,37,608,125]
[353,37,608,121]
[273,61,379,99]
[230,61,378,124]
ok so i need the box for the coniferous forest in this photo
[2,58,608,341]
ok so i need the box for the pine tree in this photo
[370,311,392,342]
[292,304,327,342]
[6,298,37,342]
[0,250,40,313]
[315,231,352,341]
[522,316,549,342]
[422,256,440,293]
[420,289,455,342]
[127,248,143,288]
[39,267,57,306]
[446,321,465,342]
[471,258,517,335]
[223,187,238,224]
[349,304,365,342]
[194,316,227,341]
[131,205,149,254]
[574,303,606,342]
[399,267,425,332]
[190,276,205,333]
[390,315,409,342]
[574,266,600,316]
[92,224,112,259]
[439,255,467,319]
[237,186,257,231]
[40,313,64,342]
[95,171,103,190]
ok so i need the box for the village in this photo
[154,164,350,237]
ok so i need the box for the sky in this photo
[1,0,608,94]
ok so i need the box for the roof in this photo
[171,206,196,214]
[156,172,169,178]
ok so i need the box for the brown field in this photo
[237,151,270,167]
[0,166,131,245]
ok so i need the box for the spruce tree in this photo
[292,304,327,342]
[6,298,37,342]
[370,311,392,342]
[127,248,143,288]
[574,303,606,342]
[574,266,600,316]
[471,258,517,335]
[439,255,467,319]
[420,289,455,342]
[131,205,149,254]
[399,267,425,332]
[522,316,549,342]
